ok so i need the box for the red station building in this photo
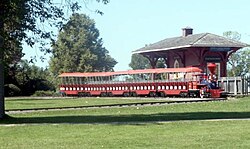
[133,28,248,77]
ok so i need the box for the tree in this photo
[223,31,250,76]
[49,13,117,76]
[129,54,166,70]
[0,0,109,118]
[129,54,150,70]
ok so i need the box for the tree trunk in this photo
[0,36,4,118]
[0,3,5,118]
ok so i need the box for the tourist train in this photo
[59,63,226,98]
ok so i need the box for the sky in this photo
[23,0,250,71]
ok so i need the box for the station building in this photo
[132,28,248,77]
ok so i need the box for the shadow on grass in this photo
[1,112,250,124]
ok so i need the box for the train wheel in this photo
[108,92,113,97]
[123,92,129,97]
[180,92,187,98]
[159,92,165,97]
[149,92,156,97]
[86,92,91,97]
[131,92,137,97]
[100,92,107,97]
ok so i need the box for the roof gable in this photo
[133,33,248,54]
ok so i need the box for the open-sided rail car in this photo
[59,64,226,98]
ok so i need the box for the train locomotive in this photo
[59,63,226,98]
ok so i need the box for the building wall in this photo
[165,48,227,77]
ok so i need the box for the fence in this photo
[217,76,250,96]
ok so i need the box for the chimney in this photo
[182,27,193,37]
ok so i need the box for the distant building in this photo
[133,27,248,77]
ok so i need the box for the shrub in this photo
[4,84,21,96]
[32,90,59,97]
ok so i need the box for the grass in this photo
[1,96,250,148]
[5,97,161,110]
[0,121,250,149]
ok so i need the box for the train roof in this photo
[59,67,202,77]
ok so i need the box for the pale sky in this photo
[23,0,250,71]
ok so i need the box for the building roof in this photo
[133,33,249,54]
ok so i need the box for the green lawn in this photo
[5,97,161,110]
[0,120,250,149]
[1,96,250,148]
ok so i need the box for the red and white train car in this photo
[59,64,226,98]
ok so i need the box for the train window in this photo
[166,86,169,90]
[170,86,173,89]
[116,87,118,90]
[148,86,151,90]
[134,86,137,90]
[80,87,83,90]
[178,86,182,89]
[112,87,115,90]
[183,86,186,90]
[77,87,79,90]
[144,86,147,90]
[119,87,121,90]
[158,86,161,90]
[130,86,133,90]
[174,86,177,89]
[152,86,155,90]
[162,86,165,90]
[125,87,128,90]
[107,87,109,90]
[141,86,143,90]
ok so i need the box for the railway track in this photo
[6,98,227,114]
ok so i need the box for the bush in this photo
[32,90,59,97]
[4,84,21,96]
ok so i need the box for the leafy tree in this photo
[129,54,150,70]
[129,54,166,70]
[156,58,167,68]
[226,49,250,77]
[223,31,250,76]
[0,0,109,118]
[6,60,54,96]
[49,13,117,77]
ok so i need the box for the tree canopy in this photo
[223,31,250,76]
[129,54,166,70]
[49,13,117,76]
[0,0,110,118]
